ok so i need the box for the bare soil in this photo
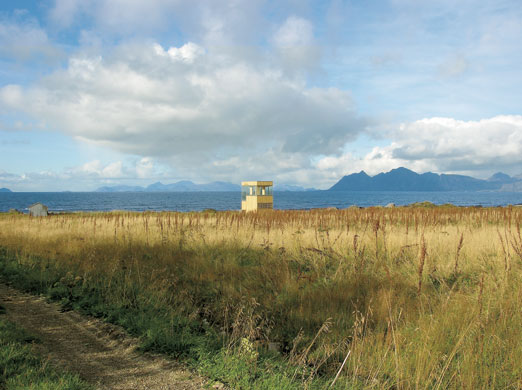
[0,283,208,390]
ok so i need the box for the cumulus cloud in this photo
[0,85,23,107]
[316,115,522,182]
[0,168,76,192]
[0,40,364,185]
[3,0,520,191]
[67,158,171,181]
[391,116,522,172]
[274,16,314,47]
[48,0,270,47]
[0,158,169,191]
[135,157,155,179]
[49,0,82,28]
[153,42,205,63]
[49,0,177,32]
[74,160,124,178]
[273,16,321,71]
[0,16,62,62]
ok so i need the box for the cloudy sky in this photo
[1,0,521,191]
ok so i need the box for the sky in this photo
[1,0,522,191]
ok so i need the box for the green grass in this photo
[0,208,521,389]
[0,249,337,390]
[0,315,92,390]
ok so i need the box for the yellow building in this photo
[241,181,273,211]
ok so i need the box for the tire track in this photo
[0,283,207,390]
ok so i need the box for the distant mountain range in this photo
[6,169,521,193]
[97,181,240,192]
[96,181,315,192]
[329,167,522,192]
[275,184,316,192]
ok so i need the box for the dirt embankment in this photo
[0,283,207,390]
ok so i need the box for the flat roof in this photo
[241,181,273,186]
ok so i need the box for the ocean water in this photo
[1,191,521,213]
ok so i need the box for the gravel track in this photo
[0,283,207,390]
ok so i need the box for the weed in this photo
[0,206,521,389]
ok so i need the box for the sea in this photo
[1,191,522,213]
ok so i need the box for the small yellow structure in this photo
[241,181,273,211]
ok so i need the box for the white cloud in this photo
[0,158,168,191]
[70,158,169,181]
[0,17,62,62]
[315,115,522,182]
[48,0,269,47]
[391,116,522,172]
[136,158,155,179]
[2,0,520,191]
[49,0,177,33]
[3,114,522,190]
[49,0,82,28]
[273,16,320,71]
[274,16,314,47]
[75,160,124,178]
[0,41,364,186]
[0,85,23,107]
[154,42,205,63]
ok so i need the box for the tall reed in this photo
[0,206,521,389]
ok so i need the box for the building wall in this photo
[240,181,274,212]
[241,195,273,211]
[29,204,48,217]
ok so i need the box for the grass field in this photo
[0,206,521,389]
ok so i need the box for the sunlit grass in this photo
[0,206,521,389]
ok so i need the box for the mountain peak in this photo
[386,167,420,176]
[487,172,514,183]
[98,181,241,192]
[391,167,412,172]
[329,167,504,191]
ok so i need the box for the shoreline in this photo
[2,201,522,215]
[2,191,522,213]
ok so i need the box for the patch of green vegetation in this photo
[0,250,343,390]
[0,317,92,390]
[1,206,521,389]
[407,201,437,208]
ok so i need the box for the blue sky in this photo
[1,0,522,191]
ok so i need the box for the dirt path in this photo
[0,283,209,390]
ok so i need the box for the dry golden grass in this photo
[0,206,521,389]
